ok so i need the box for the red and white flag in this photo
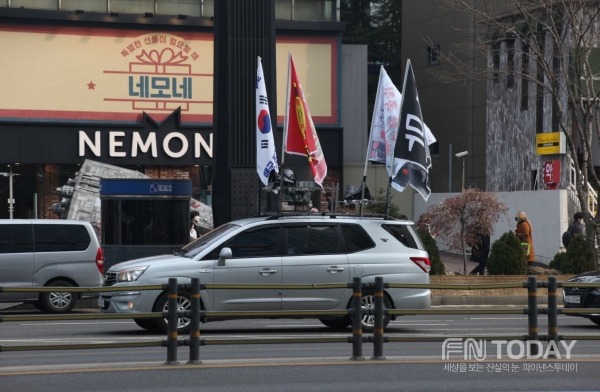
[283,55,327,188]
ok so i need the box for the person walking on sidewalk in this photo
[469,234,490,275]
[515,210,535,263]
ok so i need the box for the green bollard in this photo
[350,277,364,360]
[371,276,385,360]
[187,278,202,364]
[527,276,539,356]
[548,276,558,345]
[164,278,179,365]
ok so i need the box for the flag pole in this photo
[386,61,410,220]
[360,65,384,217]
[257,55,263,216]
[279,52,292,214]
[385,177,392,219]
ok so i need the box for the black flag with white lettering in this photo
[391,60,431,201]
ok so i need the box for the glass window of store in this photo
[112,199,188,246]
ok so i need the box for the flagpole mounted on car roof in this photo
[361,65,386,217]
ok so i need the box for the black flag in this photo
[391,60,431,201]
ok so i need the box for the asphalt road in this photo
[1,310,600,391]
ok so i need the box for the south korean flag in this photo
[256,57,278,186]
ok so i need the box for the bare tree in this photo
[418,188,508,273]
[434,0,600,261]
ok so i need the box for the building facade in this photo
[401,0,488,193]
[0,0,350,219]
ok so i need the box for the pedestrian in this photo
[515,211,535,263]
[570,211,585,237]
[468,234,490,275]
[189,210,200,242]
[562,212,585,249]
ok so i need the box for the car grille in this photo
[563,287,590,296]
[563,287,589,306]
[103,271,117,286]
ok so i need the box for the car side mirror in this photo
[217,247,232,266]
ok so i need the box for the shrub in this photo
[549,252,568,272]
[562,234,595,274]
[487,231,527,275]
[418,229,445,275]
[365,188,403,218]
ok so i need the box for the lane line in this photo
[2,358,600,376]
[19,322,135,326]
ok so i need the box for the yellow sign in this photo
[536,132,566,155]
[0,25,337,125]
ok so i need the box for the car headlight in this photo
[117,266,148,282]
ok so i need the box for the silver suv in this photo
[0,219,104,313]
[99,215,431,332]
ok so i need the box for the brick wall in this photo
[145,165,202,199]
[144,166,191,179]
[36,164,61,219]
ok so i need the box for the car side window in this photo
[205,226,279,259]
[34,224,91,252]
[381,224,423,250]
[0,224,34,254]
[341,224,375,253]
[285,225,341,255]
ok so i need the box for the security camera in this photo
[455,151,468,158]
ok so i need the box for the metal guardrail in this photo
[2,276,600,363]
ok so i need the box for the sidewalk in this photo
[439,250,471,275]
[439,250,551,275]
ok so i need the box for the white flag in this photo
[256,57,278,186]
[367,67,436,179]
[367,67,402,177]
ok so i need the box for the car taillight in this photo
[410,257,431,273]
[95,248,105,275]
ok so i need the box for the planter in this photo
[429,275,577,306]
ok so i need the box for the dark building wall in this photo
[402,0,487,192]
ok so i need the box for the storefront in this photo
[0,6,344,220]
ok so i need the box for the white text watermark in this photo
[442,338,577,361]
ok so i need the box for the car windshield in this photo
[181,223,240,258]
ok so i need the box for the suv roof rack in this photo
[255,212,401,221]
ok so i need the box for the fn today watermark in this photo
[442,338,578,373]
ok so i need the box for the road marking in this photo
[265,324,326,327]
[388,324,448,326]
[2,358,600,376]
[20,322,135,326]
[468,317,525,320]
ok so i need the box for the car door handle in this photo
[327,267,345,273]
[259,269,277,275]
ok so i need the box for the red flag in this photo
[284,55,327,188]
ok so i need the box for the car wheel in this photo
[589,316,600,326]
[152,290,192,334]
[31,301,44,311]
[319,318,350,330]
[359,292,392,332]
[39,280,78,314]
[134,318,157,331]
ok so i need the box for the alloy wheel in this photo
[162,296,192,329]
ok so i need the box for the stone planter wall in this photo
[429,275,577,306]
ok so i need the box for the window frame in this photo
[340,223,375,254]
[282,223,344,256]
[427,45,440,66]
